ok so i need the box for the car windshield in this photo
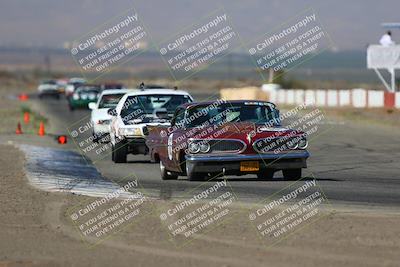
[186,102,280,127]
[41,80,57,85]
[121,94,192,118]
[98,93,125,108]
[70,82,84,88]
[76,87,100,94]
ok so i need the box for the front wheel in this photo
[111,144,115,162]
[92,132,99,143]
[114,140,127,163]
[186,162,204,181]
[160,160,178,180]
[282,169,302,180]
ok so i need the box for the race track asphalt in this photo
[34,93,400,208]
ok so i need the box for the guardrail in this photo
[220,86,400,109]
[268,88,400,108]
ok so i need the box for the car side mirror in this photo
[107,108,117,116]
[88,102,96,110]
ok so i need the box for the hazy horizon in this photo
[1,0,400,51]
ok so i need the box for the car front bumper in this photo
[185,150,309,175]
[93,124,110,134]
[125,137,148,155]
[39,90,60,96]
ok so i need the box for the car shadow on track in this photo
[126,160,154,164]
[202,176,342,182]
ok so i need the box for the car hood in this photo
[38,84,58,91]
[124,114,170,125]
[188,122,302,140]
[92,108,111,120]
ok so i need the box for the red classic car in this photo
[146,100,309,181]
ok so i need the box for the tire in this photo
[282,169,302,181]
[92,133,99,143]
[186,162,204,181]
[160,160,178,180]
[257,170,275,180]
[111,144,115,162]
[151,152,160,163]
[114,140,127,163]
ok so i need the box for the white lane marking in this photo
[18,144,138,199]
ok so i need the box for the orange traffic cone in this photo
[38,122,45,136]
[19,93,29,101]
[23,112,30,124]
[57,135,67,144]
[15,122,22,134]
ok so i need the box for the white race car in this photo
[65,77,87,98]
[38,79,60,99]
[109,89,193,163]
[89,89,135,142]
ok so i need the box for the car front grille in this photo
[208,139,245,154]
[253,137,290,153]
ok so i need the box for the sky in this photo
[0,0,399,51]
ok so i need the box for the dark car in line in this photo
[146,100,309,181]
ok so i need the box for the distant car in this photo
[146,100,309,181]
[89,89,135,142]
[65,78,87,98]
[38,80,60,99]
[109,89,193,163]
[69,77,87,83]
[55,79,68,94]
[68,85,100,111]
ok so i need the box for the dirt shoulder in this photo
[0,143,399,267]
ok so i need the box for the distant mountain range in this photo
[0,46,377,85]
[1,0,399,51]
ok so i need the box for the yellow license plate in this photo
[240,161,259,171]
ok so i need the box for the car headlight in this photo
[80,94,88,100]
[298,136,308,149]
[88,93,96,100]
[188,142,200,154]
[199,141,210,153]
[286,138,299,150]
[118,128,142,136]
[188,140,210,154]
[72,93,79,100]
